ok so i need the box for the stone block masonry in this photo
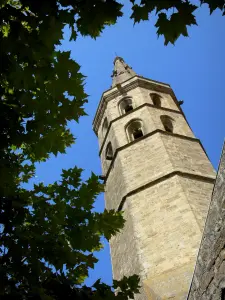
[93,57,217,299]
[188,142,225,300]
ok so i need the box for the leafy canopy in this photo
[1,0,224,299]
[0,0,138,299]
[130,0,225,45]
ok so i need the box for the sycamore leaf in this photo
[76,0,123,38]
[131,0,181,23]
[201,0,225,14]
[131,4,149,23]
[155,2,197,45]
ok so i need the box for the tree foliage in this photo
[1,0,224,299]
[130,0,225,45]
[0,0,139,299]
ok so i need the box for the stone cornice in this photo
[103,130,212,182]
[117,171,216,212]
[99,103,183,156]
[93,75,173,135]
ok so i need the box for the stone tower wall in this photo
[110,175,214,299]
[188,143,225,300]
[103,120,215,212]
[93,63,216,299]
[105,131,215,298]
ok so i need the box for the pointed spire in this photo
[111,57,136,87]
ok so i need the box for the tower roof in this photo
[111,57,136,87]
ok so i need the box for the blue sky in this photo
[34,2,225,287]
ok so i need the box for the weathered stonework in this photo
[188,143,225,300]
[93,57,217,299]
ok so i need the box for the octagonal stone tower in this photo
[93,57,216,299]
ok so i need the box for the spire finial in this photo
[111,57,136,87]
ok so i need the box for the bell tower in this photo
[93,57,216,299]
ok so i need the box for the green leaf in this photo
[155,2,197,45]
[130,0,181,23]
[76,0,123,38]
[131,4,149,23]
[201,0,225,14]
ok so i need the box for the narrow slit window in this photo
[105,142,113,160]
[102,117,109,137]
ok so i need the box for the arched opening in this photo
[102,117,109,137]
[160,115,174,133]
[119,97,134,115]
[126,120,144,142]
[150,93,161,107]
[105,142,113,160]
